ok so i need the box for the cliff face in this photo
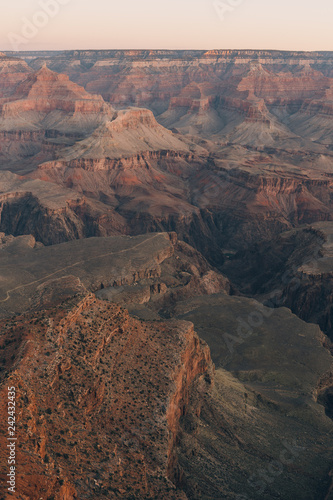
[2,65,109,117]
[166,325,213,483]
[283,273,333,340]
[4,149,333,263]
[0,191,126,246]
[222,222,333,340]
[0,296,213,499]
[280,224,333,339]
[0,54,31,98]
[0,66,114,173]
[170,293,333,500]
[47,150,197,172]
[237,64,331,100]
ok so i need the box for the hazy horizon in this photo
[1,0,332,53]
[3,47,333,53]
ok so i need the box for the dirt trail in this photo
[0,234,162,303]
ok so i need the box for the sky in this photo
[1,0,332,52]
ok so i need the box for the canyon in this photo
[0,232,332,499]
[0,49,333,499]
[0,52,333,261]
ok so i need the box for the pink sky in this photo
[1,0,332,52]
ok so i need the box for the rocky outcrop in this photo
[0,171,129,245]
[2,65,109,117]
[0,54,31,98]
[220,95,272,121]
[237,63,331,101]
[282,272,333,340]
[222,222,333,340]
[0,66,115,172]
[0,296,214,499]
[166,324,213,483]
[34,106,195,165]
[0,191,101,245]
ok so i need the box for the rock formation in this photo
[0,238,332,499]
[0,295,212,499]
[0,66,114,174]
[222,221,333,340]
[0,50,333,499]
[0,61,332,261]
[0,53,31,98]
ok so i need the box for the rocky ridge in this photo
[0,295,213,499]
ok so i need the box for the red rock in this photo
[2,65,110,117]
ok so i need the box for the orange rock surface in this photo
[0,295,213,499]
